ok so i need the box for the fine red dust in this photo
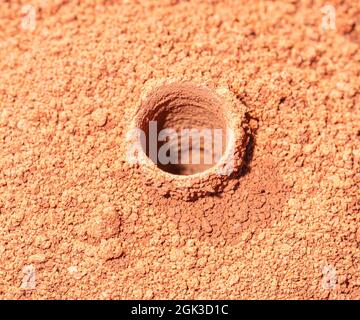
[0,0,359,299]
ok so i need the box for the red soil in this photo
[0,0,359,299]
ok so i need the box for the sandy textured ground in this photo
[0,0,359,299]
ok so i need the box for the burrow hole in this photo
[139,83,228,175]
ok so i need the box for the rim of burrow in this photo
[127,79,249,201]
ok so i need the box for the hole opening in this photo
[139,83,228,176]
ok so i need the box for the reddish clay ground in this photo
[0,0,359,299]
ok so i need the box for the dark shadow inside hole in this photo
[141,84,228,176]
